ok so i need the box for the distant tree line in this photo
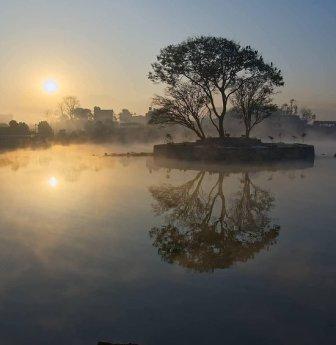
[0,120,53,138]
[0,120,30,136]
[280,98,316,123]
[0,35,324,149]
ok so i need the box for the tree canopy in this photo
[231,76,278,137]
[8,120,30,135]
[57,96,80,120]
[38,121,53,138]
[150,83,209,139]
[149,36,284,137]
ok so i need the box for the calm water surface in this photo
[0,144,335,345]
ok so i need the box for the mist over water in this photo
[0,144,334,345]
[0,0,335,343]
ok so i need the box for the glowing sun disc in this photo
[48,176,59,188]
[43,80,59,94]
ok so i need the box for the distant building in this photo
[119,108,148,126]
[74,108,92,120]
[313,120,336,128]
[93,107,116,122]
[130,115,147,125]
[118,109,133,123]
[269,112,303,124]
[266,112,305,132]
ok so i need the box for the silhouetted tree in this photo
[57,96,80,120]
[149,36,284,138]
[8,120,30,135]
[281,99,298,116]
[231,76,278,137]
[164,133,173,144]
[300,107,316,124]
[150,83,209,139]
[73,108,93,121]
[37,121,53,138]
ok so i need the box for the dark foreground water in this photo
[0,144,335,345]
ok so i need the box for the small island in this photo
[148,36,315,163]
[154,137,314,162]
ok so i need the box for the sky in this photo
[0,0,335,122]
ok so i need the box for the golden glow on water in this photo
[0,144,334,345]
[0,143,334,344]
[48,176,59,188]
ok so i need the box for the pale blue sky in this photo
[0,0,335,121]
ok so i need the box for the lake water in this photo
[0,144,335,345]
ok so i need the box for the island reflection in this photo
[148,162,290,272]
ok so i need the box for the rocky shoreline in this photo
[153,138,315,162]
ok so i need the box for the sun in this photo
[48,176,59,188]
[43,80,59,94]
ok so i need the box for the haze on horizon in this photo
[0,0,335,123]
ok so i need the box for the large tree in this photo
[150,82,209,139]
[231,76,278,137]
[149,36,283,138]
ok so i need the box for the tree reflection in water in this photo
[149,171,280,272]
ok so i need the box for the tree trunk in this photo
[244,113,252,138]
[195,118,206,139]
[245,126,251,138]
[217,98,227,138]
[192,127,205,140]
[218,116,225,138]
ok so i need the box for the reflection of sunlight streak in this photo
[48,176,59,188]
